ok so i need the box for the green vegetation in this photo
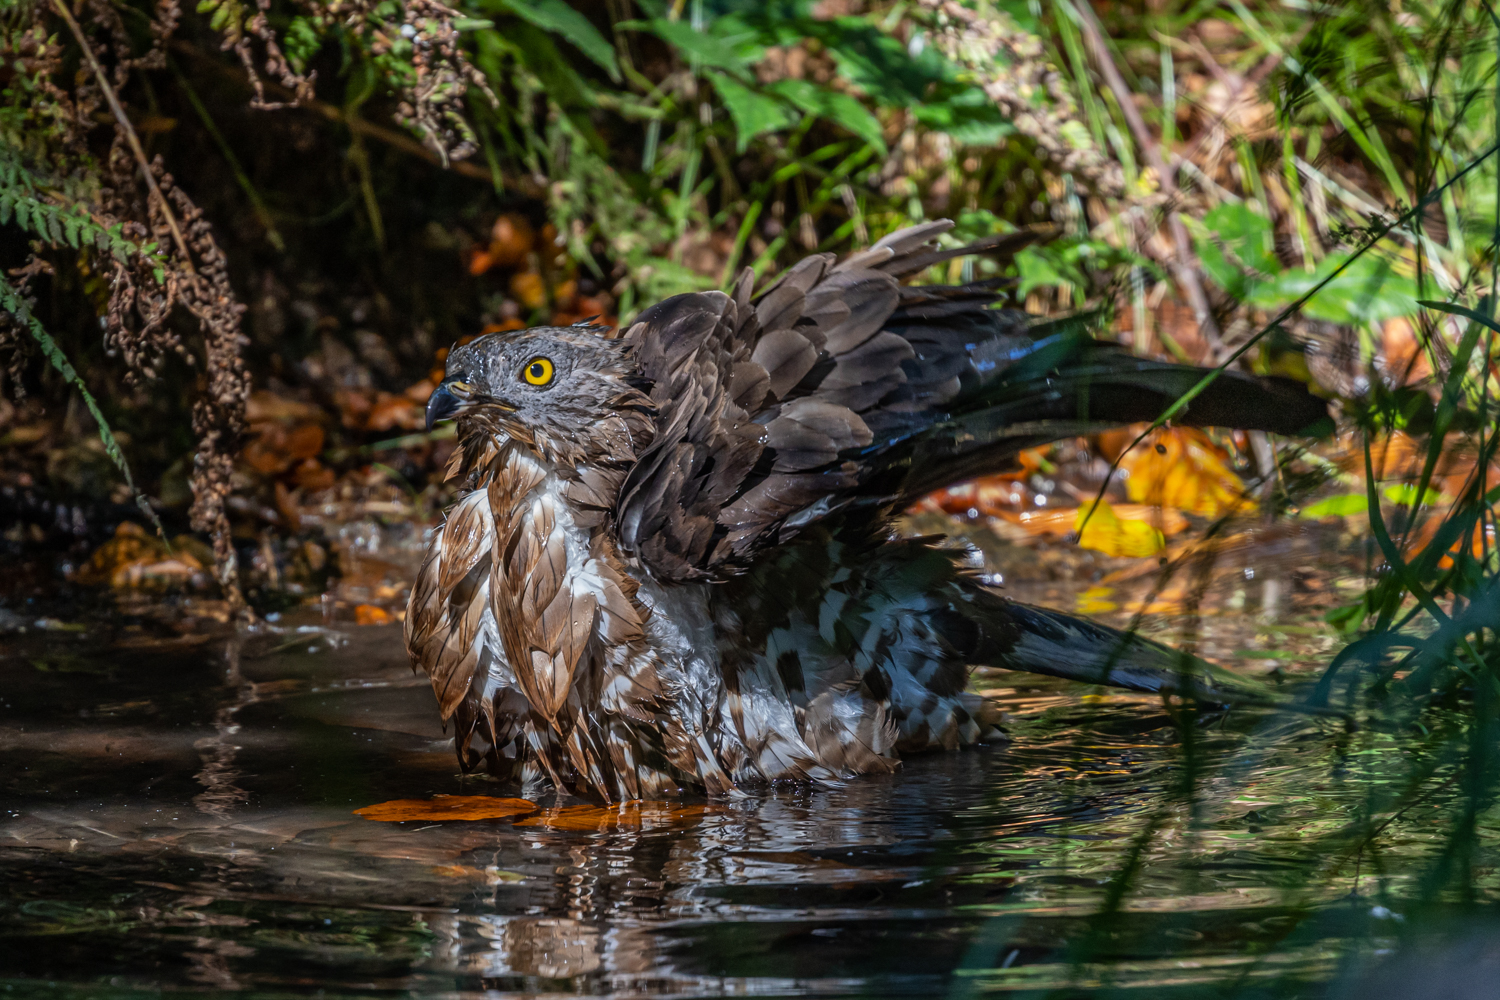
[5,0,1500,989]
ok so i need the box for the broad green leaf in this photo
[1383,483,1444,506]
[283,15,322,73]
[808,17,952,106]
[495,0,619,81]
[1190,203,1278,302]
[912,89,1013,146]
[709,72,796,151]
[1015,246,1070,297]
[1253,251,1420,325]
[1299,494,1368,518]
[617,18,754,73]
[767,78,885,154]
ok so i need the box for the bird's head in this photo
[427,325,655,467]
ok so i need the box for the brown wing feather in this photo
[616,220,1039,583]
[404,488,528,771]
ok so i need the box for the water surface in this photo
[0,552,1488,999]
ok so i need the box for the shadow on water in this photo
[1,602,1497,999]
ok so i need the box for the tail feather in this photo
[894,337,1331,501]
[961,581,1278,706]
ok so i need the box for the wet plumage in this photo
[406,221,1328,800]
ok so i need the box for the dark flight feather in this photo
[613,220,1329,584]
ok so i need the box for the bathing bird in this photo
[407,221,1327,800]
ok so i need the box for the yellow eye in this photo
[522,357,554,386]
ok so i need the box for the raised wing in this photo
[614,221,1036,581]
[614,221,1329,584]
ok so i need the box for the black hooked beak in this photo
[425,380,470,431]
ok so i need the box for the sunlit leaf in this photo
[1382,483,1445,506]
[430,864,526,883]
[1299,494,1369,518]
[998,504,1188,538]
[1121,428,1253,518]
[1074,501,1167,558]
[353,795,537,822]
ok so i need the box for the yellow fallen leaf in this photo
[1075,585,1119,615]
[1074,501,1166,558]
[1002,504,1189,538]
[353,795,537,822]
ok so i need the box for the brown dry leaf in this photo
[291,458,336,492]
[365,392,423,432]
[513,801,714,832]
[353,795,537,822]
[284,423,325,461]
[245,390,323,426]
[354,604,393,626]
[1121,428,1251,518]
[334,388,375,430]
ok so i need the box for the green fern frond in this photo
[0,142,160,265]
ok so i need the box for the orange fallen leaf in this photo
[354,604,393,626]
[468,249,496,276]
[291,458,336,491]
[1406,513,1497,569]
[1121,428,1251,518]
[405,378,436,404]
[353,795,537,822]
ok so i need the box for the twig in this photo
[1072,0,1223,349]
[52,0,193,267]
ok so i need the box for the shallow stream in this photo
[2,549,1494,998]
